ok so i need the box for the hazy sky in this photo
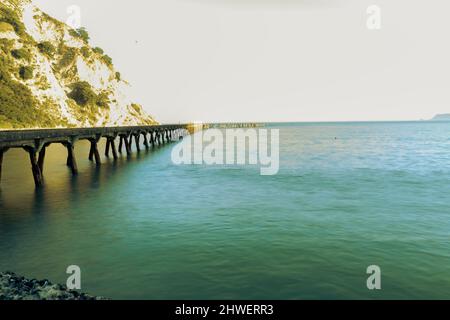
[34,0,450,123]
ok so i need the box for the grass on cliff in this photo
[0,38,14,54]
[0,59,56,128]
[0,21,13,33]
[0,47,59,128]
[57,46,78,70]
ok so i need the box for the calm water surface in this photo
[0,122,450,299]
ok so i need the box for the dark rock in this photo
[0,271,106,300]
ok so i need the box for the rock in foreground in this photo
[0,272,105,300]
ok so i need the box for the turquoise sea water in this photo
[0,121,449,299]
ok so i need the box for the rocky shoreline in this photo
[0,272,105,300]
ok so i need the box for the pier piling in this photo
[143,133,149,149]
[66,143,78,175]
[26,148,44,187]
[110,138,118,160]
[38,146,46,174]
[89,139,101,166]
[105,139,111,157]
[150,132,155,147]
[0,148,5,183]
[125,134,132,155]
[134,134,141,152]
[128,134,134,152]
[118,136,124,153]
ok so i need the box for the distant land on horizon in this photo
[430,114,450,121]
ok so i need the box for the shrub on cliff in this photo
[19,65,33,80]
[57,46,77,70]
[67,81,97,106]
[96,92,110,108]
[37,41,56,57]
[69,27,90,44]
[80,46,91,58]
[0,6,26,37]
[92,47,104,55]
[101,54,113,67]
[11,48,31,61]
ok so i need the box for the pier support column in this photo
[105,138,111,157]
[150,132,155,147]
[134,134,141,152]
[120,134,132,155]
[38,145,47,174]
[118,136,124,153]
[26,148,44,187]
[166,130,170,142]
[124,134,132,155]
[109,138,118,160]
[161,131,165,144]
[66,143,78,175]
[0,148,6,184]
[143,132,149,149]
[128,134,134,151]
[89,139,101,166]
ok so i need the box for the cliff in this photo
[0,0,156,129]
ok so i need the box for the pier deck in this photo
[0,124,188,187]
[0,122,262,187]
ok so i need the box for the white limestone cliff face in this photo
[0,0,156,129]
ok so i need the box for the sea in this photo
[0,121,449,299]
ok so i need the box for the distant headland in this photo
[430,114,450,121]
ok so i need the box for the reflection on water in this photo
[1,122,450,299]
[0,139,163,219]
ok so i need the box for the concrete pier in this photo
[0,125,188,187]
[0,122,261,188]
